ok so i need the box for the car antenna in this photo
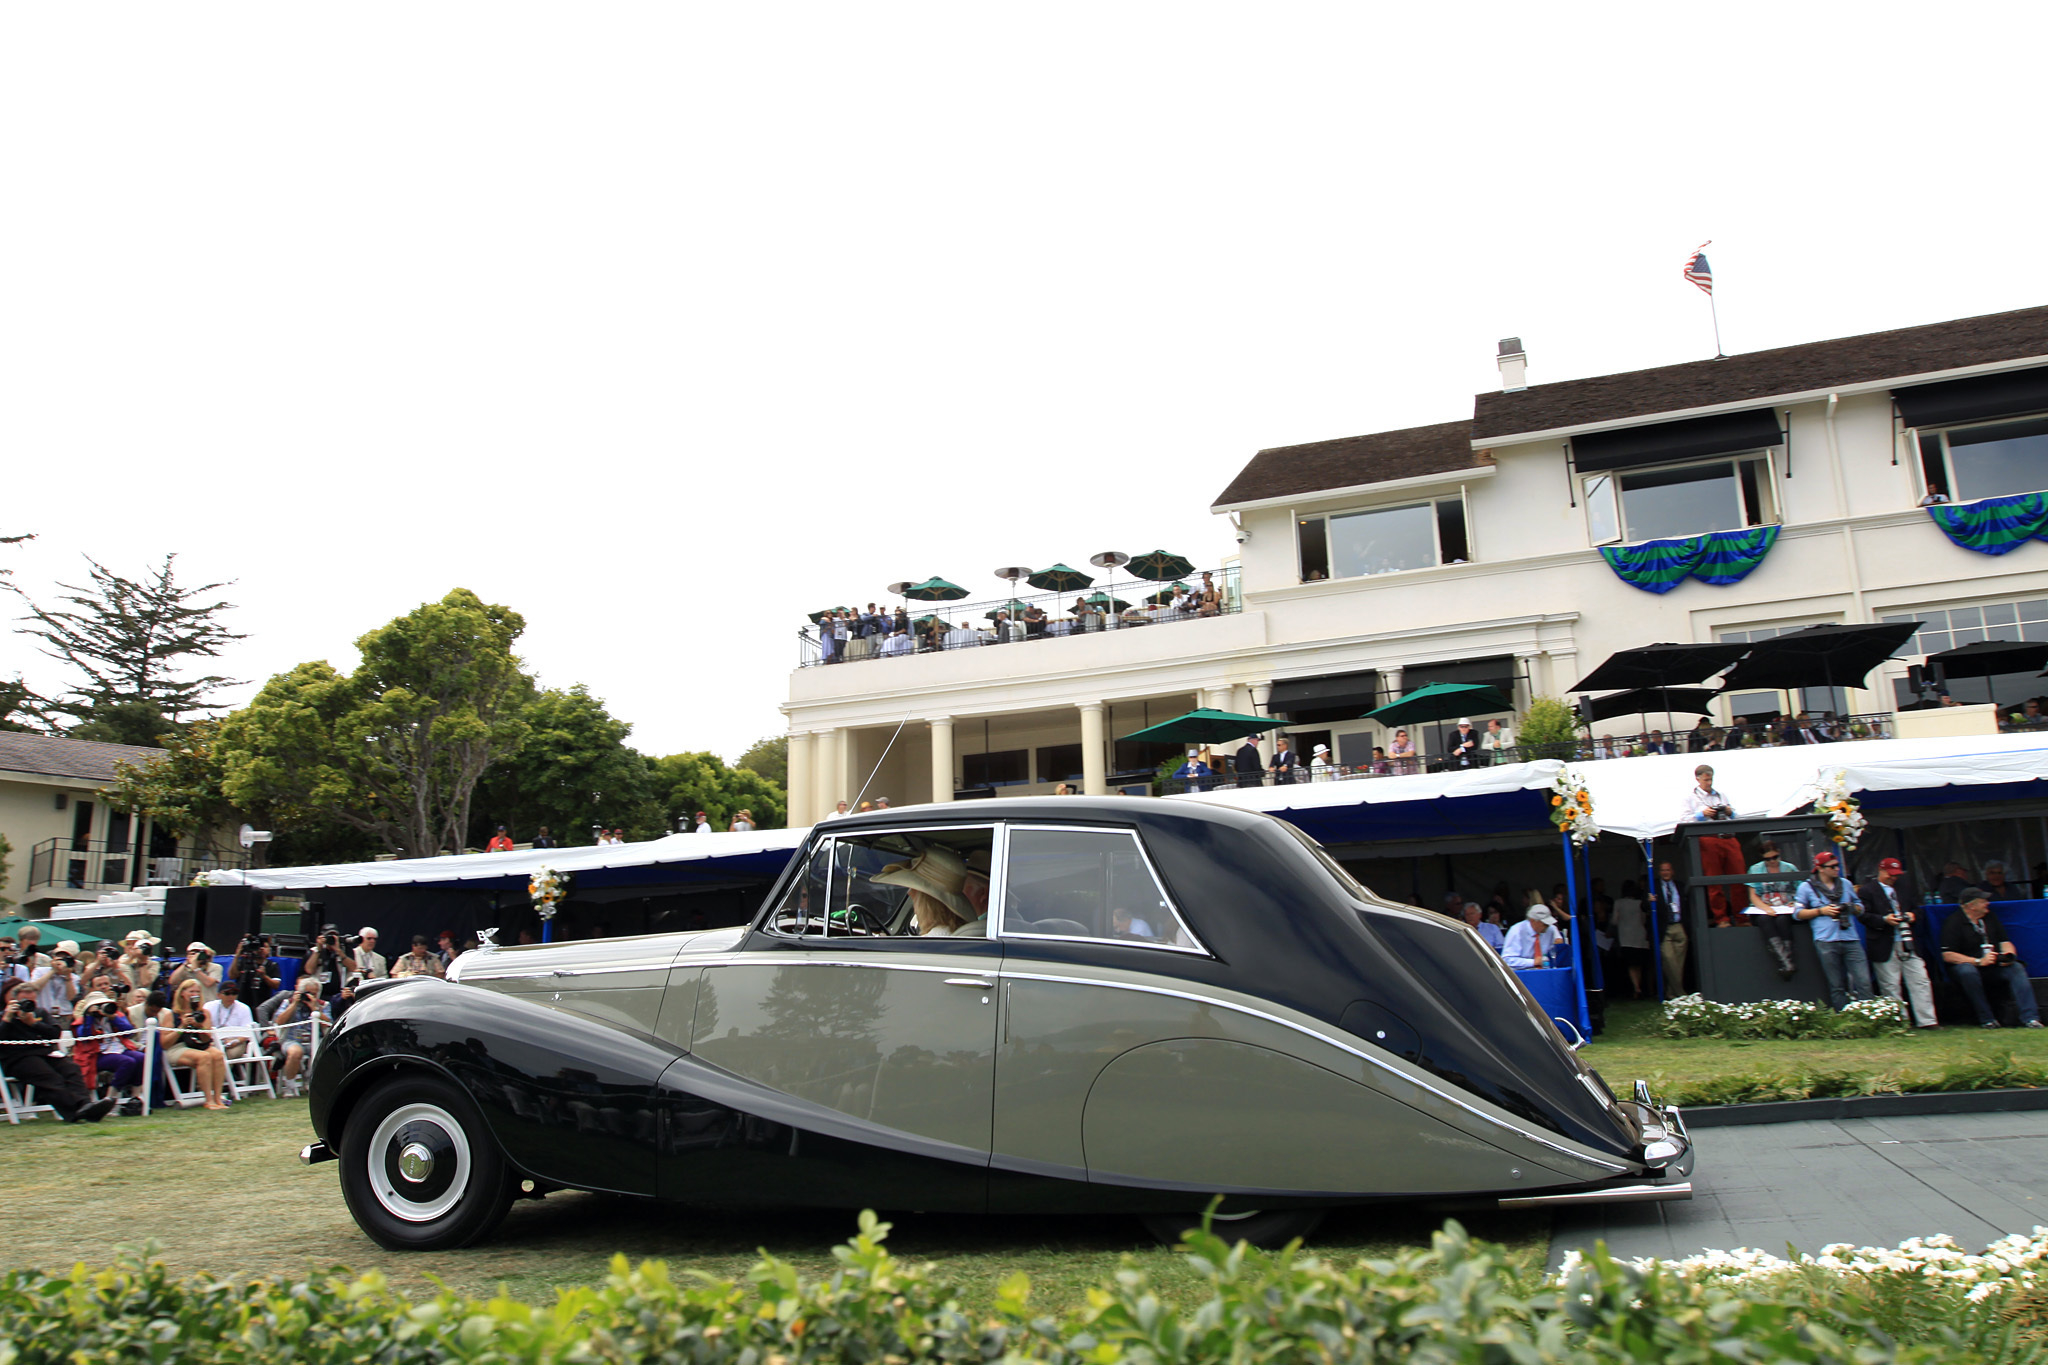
[849,711,913,812]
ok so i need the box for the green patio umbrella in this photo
[984,599,1031,620]
[912,614,949,631]
[1026,563,1093,593]
[1362,682,1512,727]
[1118,708,1288,745]
[1082,591,1132,612]
[1145,581,1191,605]
[807,605,850,624]
[903,577,969,602]
[1127,549,1196,581]
[0,917,109,946]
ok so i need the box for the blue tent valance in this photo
[1927,492,2048,556]
[1598,525,1781,594]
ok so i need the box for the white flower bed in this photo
[1559,1227,2048,1303]
[1661,991,1908,1039]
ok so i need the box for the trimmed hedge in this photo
[1652,1048,2048,1107]
[1,1213,2035,1364]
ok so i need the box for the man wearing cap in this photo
[1503,904,1561,969]
[30,941,82,1017]
[1794,851,1873,1009]
[119,931,161,994]
[1234,737,1262,789]
[168,942,223,1003]
[1858,857,1937,1027]
[354,928,388,980]
[1940,887,2044,1028]
[1447,720,1481,769]
[203,981,257,1058]
[1173,749,1211,792]
[694,811,712,834]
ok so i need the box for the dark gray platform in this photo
[1549,1110,2048,1269]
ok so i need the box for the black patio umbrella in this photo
[1716,621,1923,697]
[1126,549,1196,582]
[1926,638,2048,706]
[1027,563,1094,593]
[1586,687,1722,727]
[1571,642,1748,692]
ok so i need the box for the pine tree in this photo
[9,553,245,738]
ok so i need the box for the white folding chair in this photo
[161,1056,207,1108]
[220,1028,276,1101]
[2,1072,57,1124]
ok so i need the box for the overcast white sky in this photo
[3,4,2043,762]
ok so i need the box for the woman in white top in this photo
[729,810,756,833]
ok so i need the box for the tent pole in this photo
[1562,832,1591,1038]
[1643,837,1664,1001]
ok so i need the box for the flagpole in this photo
[1709,292,1724,358]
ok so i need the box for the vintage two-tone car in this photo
[301,798,1691,1250]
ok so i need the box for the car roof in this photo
[818,795,1274,836]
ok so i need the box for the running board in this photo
[1498,1180,1691,1210]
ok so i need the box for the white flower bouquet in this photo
[529,865,570,921]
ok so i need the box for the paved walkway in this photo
[1549,1110,2048,1268]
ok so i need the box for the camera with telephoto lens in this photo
[96,1001,120,1017]
[2000,951,2020,965]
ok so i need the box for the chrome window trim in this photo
[993,822,1211,958]
[458,956,678,982]
[759,824,1005,943]
[996,967,1630,1174]
[711,956,998,976]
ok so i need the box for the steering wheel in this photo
[839,901,893,935]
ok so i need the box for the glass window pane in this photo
[1947,416,2048,500]
[770,842,836,934]
[1619,462,1742,541]
[1327,503,1437,578]
[2023,621,2048,642]
[1985,603,2020,630]
[1298,517,1330,582]
[1949,606,1984,631]
[2020,600,2048,623]
[1001,827,1198,950]
[1585,475,1620,545]
[1952,623,1989,646]
[1436,497,1470,563]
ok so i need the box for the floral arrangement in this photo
[190,869,221,887]
[1660,991,1907,1040]
[1548,765,1597,845]
[1558,1227,2048,1306]
[1818,767,1865,852]
[529,865,570,921]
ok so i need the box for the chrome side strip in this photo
[996,968,1631,1175]
[459,955,679,982]
[1499,1180,1692,1209]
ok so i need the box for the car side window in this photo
[768,839,837,935]
[1000,826,1202,951]
[767,828,997,939]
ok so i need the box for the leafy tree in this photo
[736,734,788,788]
[8,553,243,734]
[108,719,238,854]
[468,685,665,846]
[1518,695,1583,757]
[0,678,35,733]
[217,590,532,859]
[67,700,175,747]
[650,752,786,832]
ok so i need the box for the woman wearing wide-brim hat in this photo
[873,848,974,936]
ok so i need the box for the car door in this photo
[690,829,1003,1155]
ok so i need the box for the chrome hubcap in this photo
[366,1101,472,1222]
[397,1141,435,1183]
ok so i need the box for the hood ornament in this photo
[476,926,500,951]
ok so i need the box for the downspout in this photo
[1824,393,1872,715]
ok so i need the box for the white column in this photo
[930,717,954,804]
[1079,702,1107,795]
[813,728,841,817]
[1250,683,1275,764]
[786,732,815,826]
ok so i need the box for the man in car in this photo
[1941,887,2044,1029]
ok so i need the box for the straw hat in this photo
[873,847,972,917]
[54,940,80,957]
[123,930,159,946]
[75,991,112,1011]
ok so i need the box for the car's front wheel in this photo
[1140,1207,1326,1249]
[338,1073,512,1250]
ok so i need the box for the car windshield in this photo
[768,827,994,938]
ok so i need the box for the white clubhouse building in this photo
[782,304,2048,824]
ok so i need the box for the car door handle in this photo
[943,977,994,988]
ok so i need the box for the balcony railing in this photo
[797,566,1242,669]
[27,838,250,894]
[1156,714,1899,794]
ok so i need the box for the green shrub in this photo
[1518,695,1581,755]
[0,1213,2004,1365]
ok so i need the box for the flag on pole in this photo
[1683,242,1713,295]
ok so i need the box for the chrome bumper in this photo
[300,1142,335,1166]
[1498,1079,1693,1210]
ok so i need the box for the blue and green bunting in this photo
[1598,526,1782,595]
[1927,492,2048,556]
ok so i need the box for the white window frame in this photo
[1915,413,2048,505]
[1583,448,1780,548]
[1295,491,1471,584]
[994,823,1210,957]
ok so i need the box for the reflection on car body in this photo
[302,798,1692,1251]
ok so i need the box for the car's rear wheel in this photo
[338,1073,512,1250]
[1140,1207,1327,1249]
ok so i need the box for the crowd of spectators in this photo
[0,921,474,1124]
[812,576,1226,665]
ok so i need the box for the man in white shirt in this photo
[353,928,388,980]
[202,981,257,1058]
[1502,906,1561,968]
[1680,763,1745,926]
[694,811,712,834]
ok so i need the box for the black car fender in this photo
[309,977,679,1197]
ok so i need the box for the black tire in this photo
[337,1072,513,1251]
[1140,1207,1327,1249]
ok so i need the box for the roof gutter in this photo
[1212,463,1496,516]
[1469,352,2048,450]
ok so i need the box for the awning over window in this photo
[1894,366,2048,429]
[1571,408,1784,474]
[1269,670,1380,715]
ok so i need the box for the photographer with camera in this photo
[0,981,113,1122]
[118,931,161,994]
[71,989,145,1110]
[1941,887,2044,1028]
[1794,850,1874,1010]
[302,927,357,1003]
[226,936,279,1004]
[352,927,386,980]
[29,940,83,1018]
[272,978,329,1094]
[157,977,229,1108]
[167,942,222,1004]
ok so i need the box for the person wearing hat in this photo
[1503,904,1561,969]
[1940,887,2043,1028]
[1793,850,1873,1009]
[487,825,516,853]
[1173,748,1211,793]
[167,941,223,1004]
[1857,857,1936,1027]
[694,811,712,834]
[0,980,113,1122]
[1447,720,1481,770]
[203,981,257,1059]
[872,847,975,936]
[70,988,145,1106]
[28,940,83,1017]
[118,931,161,994]
[1309,743,1334,781]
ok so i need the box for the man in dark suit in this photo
[1650,858,1689,993]
[1234,738,1262,788]
[1268,736,1302,785]
[1644,729,1678,755]
[1857,857,1936,1027]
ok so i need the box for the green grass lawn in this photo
[1584,998,2048,1099]
[0,1098,1549,1312]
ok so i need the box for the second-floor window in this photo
[1583,452,1777,546]
[1297,495,1469,582]
[1917,414,2048,503]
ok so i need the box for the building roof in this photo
[1211,419,1480,509]
[1472,303,2048,441]
[0,732,164,784]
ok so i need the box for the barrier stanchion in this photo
[142,1018,158,1117]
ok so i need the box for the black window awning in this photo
[1269,670,1379,714]
[1894,366,2048,429]
[1571,408,1784,474]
